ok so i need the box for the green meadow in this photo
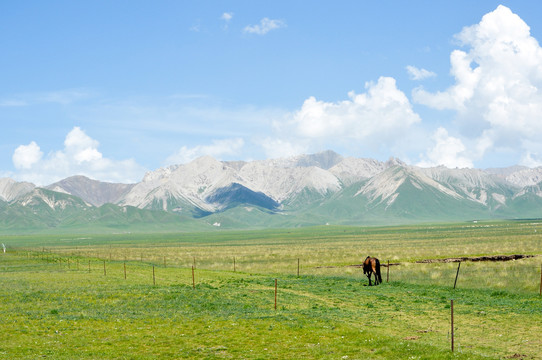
[1,221,541,359]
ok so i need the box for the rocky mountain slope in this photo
[1,150,542,232]
[0,178,35,202]
[46,175,135,207]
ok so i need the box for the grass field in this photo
[1,220,541,359]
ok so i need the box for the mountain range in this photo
[1,150,542,233]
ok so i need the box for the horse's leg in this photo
[375,260,382,285]
[368,272,372,286]
[371,265,376,285]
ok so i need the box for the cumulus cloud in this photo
[165,138,245,165]
[243,18,286,35]
[13,141,43,169]
[64,127,102,164]
[263,77,424,162]
[406,65,437,80]
[291,76,421,141]
[12,127,146,185]
[417,127,473,168]
[413,5,542,164]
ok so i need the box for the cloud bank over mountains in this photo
[6,5,542,185]
[12,127,145,185]
[262,6,542,170]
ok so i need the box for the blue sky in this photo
[2,1,542,184]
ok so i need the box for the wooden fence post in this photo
[192,266,195,290]
[453,262,461,289]
[297,258,300,277]
[124,262,127,280]
[539,264,542,296]
[153,266,156,285]
[387,260,390,282]
[233,257,236,272]
[451,299,454,352]
[274,279,278,310]
[103,260,106,276]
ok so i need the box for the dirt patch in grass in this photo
[506,354,528,359]
[315,254,537,269]
[416,254,535,263]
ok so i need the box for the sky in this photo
[2,1,542,185]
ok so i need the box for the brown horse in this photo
[363,256,382,286]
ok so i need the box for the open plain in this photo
[1,220,541,359]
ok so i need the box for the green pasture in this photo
[1,220,541,359]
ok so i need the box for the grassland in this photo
[1,220,541,359]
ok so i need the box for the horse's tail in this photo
[375,258,383,284]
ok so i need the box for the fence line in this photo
[11,248,542,296]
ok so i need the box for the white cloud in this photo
[221,12,233,30]
[291,76,421,141]
[221,12,233,22]
[417,127,473,168]
[413,5,542,164]
[13,141,43,169]
[243,18,286,35]
[165,138,245,165]
[406,65,436,80]
[520,152,542,167]
[263,77,424,162]
[413,49,482,111]
[64,127,103,164]
[12,127,146,185]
